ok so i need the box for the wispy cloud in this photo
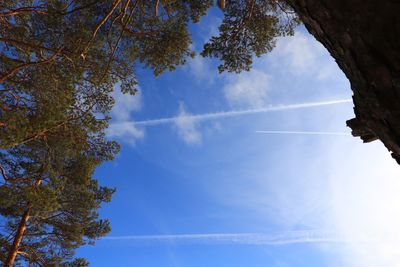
[271,31,337,80]
[105,229,400,245]
[106,122,145,145]
[112,99,351,127]
[174,102,202,145]
[224,70,270,108]
[106,88,144,145]
[103,230,344,245]
[185,55,215,84]
[111,88,142,121]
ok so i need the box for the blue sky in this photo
[78,9,400,267]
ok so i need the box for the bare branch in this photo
[0,48,62,83]
[0,89,20,111]
[104,0,141,77]
[155,0,160,16]
[0,6,46,17]
[82,0,122,56]
[0,38,63,54]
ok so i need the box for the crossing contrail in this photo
[103,230,347,245]
[256,130,351,136]
[122,99,351,127]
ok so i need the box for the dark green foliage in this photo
[124,0,213,75]
[0,0,215,265]
[0,108,117,265]
[0,0,132,149]
[0,0,216,148]
[202,0,299,73]
[0,0,300,265]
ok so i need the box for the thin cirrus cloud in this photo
[115,98,351,127]
[103,229,400,246]
[103,229,346,245]
[107,98,351,145]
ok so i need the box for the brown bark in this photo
[0,6,46,17]
[0,49,61,83]
[0,38,61,54]
[5,204,31,267]
[287,0,400,163]
[82,0,122,56]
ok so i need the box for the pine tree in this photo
[0,111,117,266]
[0,1,299,265]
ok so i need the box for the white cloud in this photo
[106,88,144,145]
[278,32,317,74]
[106,121,145,146]
[185,55,215,84]
[174,102,202,145]
[111,88,142,121]
[223,70,270,108]
[270,31,337,80]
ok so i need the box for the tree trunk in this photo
[287,0,400,163]
[5,204,31,267]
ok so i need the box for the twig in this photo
[82,0,122,57]
[155,0,160,16]
[0,6,46,17]
[0,48,62,83]
[102,0,139,77]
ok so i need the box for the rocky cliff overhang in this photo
[287,0,400,163]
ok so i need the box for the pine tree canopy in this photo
[0,0,298,265]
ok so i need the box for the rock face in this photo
[287,0,400,163]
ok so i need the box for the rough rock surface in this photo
[287,0,400,163]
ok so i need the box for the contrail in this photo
[125,99,351,127]
[256,130,351,136]
[103,230,347,245]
